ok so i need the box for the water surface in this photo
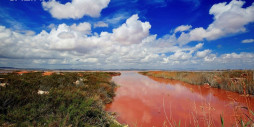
[106,72,254,127]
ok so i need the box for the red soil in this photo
[16,71,29,75]
[42,72,54,76]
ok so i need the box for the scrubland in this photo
[140,70,254,95]
[0,71,122,127]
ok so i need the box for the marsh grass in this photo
[161,94,254,127]
[0,71,122,126]
[141,70,254,127]
[140,70,254,95]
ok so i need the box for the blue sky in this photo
[0,0,254,70]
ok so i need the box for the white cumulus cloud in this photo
[196,49,211,58]
[112,14,151,45]
[57,32,75,39]
[177,0,254,45]
[1,11,254,69]
[70,22,91,34]
[174,25,192,33]
[94,21,109,28]
[42,0,110,19]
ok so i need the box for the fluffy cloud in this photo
[177,0,254,45]
[94,21,109,28]
[112,14,151,45]
[0,15,153,64]
[242,39,254,43]
[169,51,192,60]
[1,11,254,69]
[0,26,55,59]
[47,24,77,50]
[57,32,75,39]
[214,52,254,68]
[42,0,110,19]
[162,43,203,63]
[174,25,192,33]
[205,0,254,39]
[204,54,216,62]
[196,49,211,58]
[70,22,91,34]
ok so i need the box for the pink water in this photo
[106,72,254,127]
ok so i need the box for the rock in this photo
[0,83,6,87]
[38,90,49,95]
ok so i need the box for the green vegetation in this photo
[0,71,122,126]
[140,70,254,95]
[220,108,254,127]
[239,108,254,127]
[220,114,224,127]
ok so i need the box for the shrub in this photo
[0,71,121,126]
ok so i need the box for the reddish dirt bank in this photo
[42,71,54,76]
[16,71,30,75]
[106,72,254,127]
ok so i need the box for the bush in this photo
[0,71,121,126]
